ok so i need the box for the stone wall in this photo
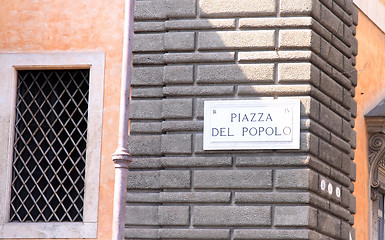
[126,0,358,239]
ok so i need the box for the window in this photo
[366,100,385,240]
[11,69,89,223]
[0,53,104,238]
[379,194,384,240]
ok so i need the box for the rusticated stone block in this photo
[160,192,231,203]
[163,85,234,96]
[134,0,166,20]
[135,22,165,32]
[165,52,235,63]
[161,134,192,154]
[194,170,272,189]
[234,229,312,239]
[274,206,317,228]
[133,33,164,52]
[127,171,161,189]
[319,139,343,169]
[319,104,342,136]
[163,65,194,84]
[280,0,321,20]
[320,72,343,103]
[130,122,162,134]
[125,229,159,239]
[166,19,235,30]
[279,29,321,54]
[197,64,274,84]
[278,63,320,86]
[126,206,159,225]
[200,0,275,17]
[159,229,230,239]
[193,206,271,226]
[275,168,318,191]
[130,99,162,120]
[160,170,191,188]
[164,32,195,51]
[132,66,163,86]
[128,135,162,156]
[131,87,163,98]
[198,30,275,50]
[166,0,196,18]
[320,5,344,40]
[162,98,193,119]
[317,211,341,239]
[159,206,190,225]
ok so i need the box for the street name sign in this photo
[203,99,300,150]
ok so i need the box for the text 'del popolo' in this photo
[203,99,300,150]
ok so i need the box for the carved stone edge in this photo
[366,117,385,135]
[368,132,385,200]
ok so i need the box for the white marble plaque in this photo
[203,99,300,150]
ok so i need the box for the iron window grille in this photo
[10,69,89,222]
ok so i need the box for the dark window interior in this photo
[10,69,89,222]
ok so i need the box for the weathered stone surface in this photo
[193,206,271,226]
[129,0,357,238]
[240,17,313,29]
[200,0,275,17]
[162,99,193,119]
[160,170,191,188]
[160,192,231,203]
[198,30,275,50]
[275,168,318,191]
[194,170,272,189]
[133,33,164,52]
[159,206,190,225]
[127,171,161,189]
[160,229,230,239]
[161,134,192,154]
[130,100,162,119]
[128,135,162,156]
[126,206,159,225]
[165,52,235,63]
[317,211,341,239]
[274,206,317,227]
[163,65,194,84]
[164,32,195,51]
[197,64,274,83]
[279,29,321,54]
[166,0,196,18]
[131,87,163,98]
[280,0,321,20]
[163,85,235,96]
[234,229,312,239]
[278,62,320,86]
[130,122,162,134]
[166,19,235,30]
[134,0,166,20]
[132,66,163,86]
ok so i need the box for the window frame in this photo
[0,52,105,238]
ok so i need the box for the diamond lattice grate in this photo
[10,70,89,222]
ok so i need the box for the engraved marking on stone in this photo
[328,183,333,195]
[203,100,300,150]
[320,179,326,191]
[336,186,341,198]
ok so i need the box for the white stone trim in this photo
[354,0,385,33]
[0,52,105,238]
